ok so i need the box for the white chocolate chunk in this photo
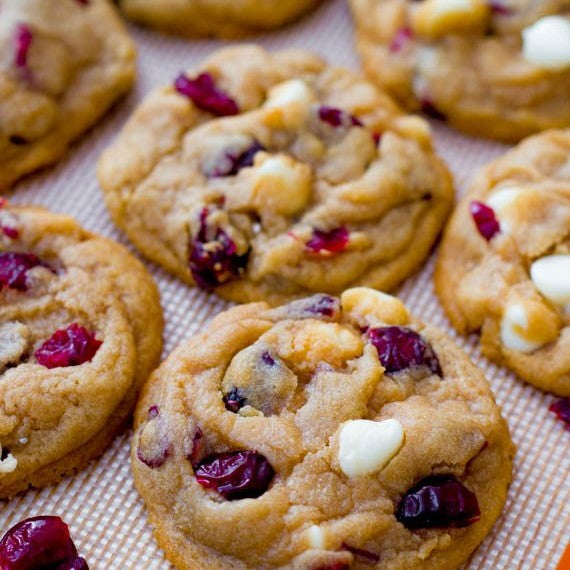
[306,525,327,549]
[500,303,547,353]
[341,288,410,325]
[486,187,523,234]
[0,445,17,474]
[338,419,404,478]
[531,255,570,306]
[264,79,316,110]
[522,16,570,71]
[251,154,312,215]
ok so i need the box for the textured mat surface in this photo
[1,1,569,568]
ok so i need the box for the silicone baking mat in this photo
[2,1,569,567]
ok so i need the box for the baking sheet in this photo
[2,0,569,567]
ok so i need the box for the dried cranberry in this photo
[372,132,382,146]
[189,208,249,290]
[550,398,570,429]
[207,141,265,177]
[194,450,275,500]
[0,253,47,291]
[186,427,206,467]
[368,326,442,375]
[0,516,88,570]
[488,0,513,14]
[306,227,349,255]
[341,543,379,565]
[305,295,339,318]
[396,475,481,529]
[14,24,33,69]
[315,564,350,570]
[136,406,171,469]
[35,323,102,369]
[420,98,447,121]
[261,351,276,366]
[389,27,413,53]
[174,73,239,116]
[470,201,501,241]
[318,106,363,129]
[223,387,247,413]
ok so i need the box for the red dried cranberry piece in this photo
[174,73,239,116]
[368,326,442,375]
[186,427,206,467]
[549,398,570,429]
[261,351,276,366]
[189,208,249,290]
[488,0,513,14]
[396,475,480,529]
[420,98,447,121]
[318,106,363,129]
[35,323,102,369]
[470,201,501,241]
[137,406,172,469]
[207,141,265,177]
[305,295,339,318]
[341,543,379,565]
[315,564,350,570]
[14,24,33,69]
[0,516,88,570]
[0,253,47,291]
[223,387,247,413]
[306,227,349,255]
[389,27,413,53]
[194,450,275,500]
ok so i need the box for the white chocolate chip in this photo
[251,154,312,215]
[530,255,570,307]
[0,445,17,474]
[264,79,316,110]
[486,186,523,234]
[338,419,405,478]
[522,16,570,71]
[500,302,557,353]
[306,525,327,549]
[341,288,410,326]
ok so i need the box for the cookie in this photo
[131,287,514,570]
[350,0,570,142]
[0,0,136,191]
[98,45,454,305]
[0,202,163,498]
[117,0,321,38]
[435,129,570,396]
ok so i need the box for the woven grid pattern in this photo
[1,1,569,567]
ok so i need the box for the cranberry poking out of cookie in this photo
[98,45,453,304]
[131,287,513,569]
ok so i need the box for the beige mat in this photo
[2,1,569,567]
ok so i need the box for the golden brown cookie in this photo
[132,288,514,570]
[436,129,570,396]
[98,45,454,305]
[0,0,136,191]
[350,0,570,142]
[0,202,163,497]
[117,0,322,38]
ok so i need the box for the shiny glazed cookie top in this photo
[350,0,570,141]
[132,287,513,569]
[436,129,570,396]
[0,0,135,190]
[0,202,160,497]
[98,45,453,305]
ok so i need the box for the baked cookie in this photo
[436,129,570,396]
[0,0,136,191]
[117,0,322,38]
[350,0,570,142]
[0,202,163,498]
[132,287,514,570]
[98,45,453,305]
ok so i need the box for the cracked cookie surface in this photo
[0,203,163,497]
[132,288,513,570]
[117,0,322,38]
[0,0,136,191]
[436,129,570,396]
[350,0,570,142]
[98,45,453,305]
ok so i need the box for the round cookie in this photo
[0,0,136,191]
[132,287,514,570]
[117,0,322,38]
[0,202,163,498]
[436,129,570,396]
[98,45,454,305]
[350,0,570,142]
